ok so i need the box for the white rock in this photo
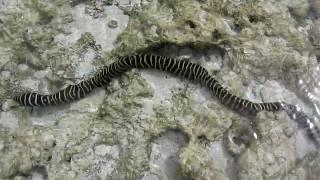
[55,4,129,51]
[75,49,96,78]
[17,64,29,72]
[0,112,19,130]
[20,78,40,90]
[0,71,11,80]
[95,144,120,159]
[208,141,230,174]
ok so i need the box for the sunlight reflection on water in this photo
[294,62,320,148]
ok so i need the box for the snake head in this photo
[280,102,308,121]
[280,102,320,148]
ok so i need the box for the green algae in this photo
[0,0,71,69]
[237,111,298,180]
[179,142,226,180]
[96,76,235,178]
[113,0,310,97]
[287,151,320,180]
[75,32,100,51]
[0,0,318,179]
[0,127,55,178]
[0,0,72,100]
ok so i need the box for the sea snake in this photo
[12,54,320,147]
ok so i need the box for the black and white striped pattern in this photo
[13,54,282,114]
[13,54,320,147]
[281,103,320,147]
[13,83,93,106]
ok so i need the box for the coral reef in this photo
[0,0,319,179]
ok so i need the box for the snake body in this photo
[13,54,281,114]
[12,54,320,146]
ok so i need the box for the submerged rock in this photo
[0,0,319,179]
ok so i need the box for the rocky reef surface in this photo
[0,0,319,179]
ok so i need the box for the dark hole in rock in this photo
[197,134,208,141]
[233,23,242,33]
[105,0,114,6]
[232,136,242,145]
[66,156,72,162]
[212,29,221,40]
[47,155,52,161]
[185,20,196,29]
[197,134,210,146]
[248,15,258,23]
[70,0,87,6]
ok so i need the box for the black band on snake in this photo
[12,54,320,146]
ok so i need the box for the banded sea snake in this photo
[12,54,320,147]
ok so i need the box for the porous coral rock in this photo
[0,0,319,179]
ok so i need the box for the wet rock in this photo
[236,111,313,179]
[179,142,228,180]
[285,152,320,180]
[145,130,188,180]
[309,19,320,47]
[311,0,320,18]
[287,0,310,21]
[29,165,48,180]
[0,0,318,179]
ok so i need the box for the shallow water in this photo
[0,0,320,179]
